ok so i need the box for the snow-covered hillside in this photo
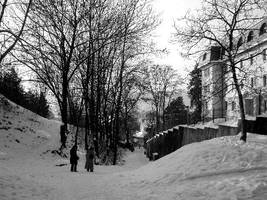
[0,95,62,158]
[1,95,267,200]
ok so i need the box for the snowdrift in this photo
[0,94,61,158]
[120,134,267,200]
[1,94,267,200]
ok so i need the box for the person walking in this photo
[70,144,79,172]
[85,146,94,172]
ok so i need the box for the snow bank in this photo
[1,94,267,200]
[117,133,267,200]
[0,95,61,157]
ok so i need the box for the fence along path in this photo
[145,123,239,160]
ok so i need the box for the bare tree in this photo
[18,0,89,149]
[121,63,145,143]
[0,0,32,65]
[143,64,182,132]
[15,0,158,164]
[174,0,266,142]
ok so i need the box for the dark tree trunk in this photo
[113,49,126,165]
[156,106,160,133]
[60,72,68,149]
[125,110,130,143]
[258,93,261,115]
[84,98,89,150]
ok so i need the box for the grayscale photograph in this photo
[1,0,267,199]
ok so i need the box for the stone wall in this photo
[146,123,239,160]
[245,116,267,135]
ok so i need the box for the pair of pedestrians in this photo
[70,145,94,172]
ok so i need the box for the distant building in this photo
[199,18,267,121]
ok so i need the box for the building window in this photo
[240,81,244,89]
[240,60,243,68]
[263,49,266,61]
[251,77,254,88]
[247,31,254,42]
[203,53,207,61]
[204,85,210,93]
[204,68,210,77]
[250,54,254,65]
[259,23,267,35]
[263,75,267,87]
[232,101,236,111]
[237,37,243,48]
[265,100,267,112]
[204,101,208,110]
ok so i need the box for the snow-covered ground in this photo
[1,96,267,200]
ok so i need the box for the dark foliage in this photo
[188,66,202,123]
[117,141,134,152]
[165,96,186,113]
[0,68,24,105]
[164,96,188,129]
[23,90,50,118]
[0,68,50,118]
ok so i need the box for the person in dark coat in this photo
[70,145,79,172]
[85,147,94,172]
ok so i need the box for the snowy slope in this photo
[0,95,62,158]
[1,95,267,200]
[125,134,267,200]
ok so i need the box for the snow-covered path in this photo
[3,130,267,200]
[2,97,267,199]
[0,145,149,200]
[0,134,149,200]
[0,98,149,200]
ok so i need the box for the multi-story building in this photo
[199,46,226,121]
[199,19,267,121]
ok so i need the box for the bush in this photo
[0,68,50,118]
[0,68,24,105]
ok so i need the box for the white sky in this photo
[151,0,201,77]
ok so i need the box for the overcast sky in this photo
[151,0,201,77]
